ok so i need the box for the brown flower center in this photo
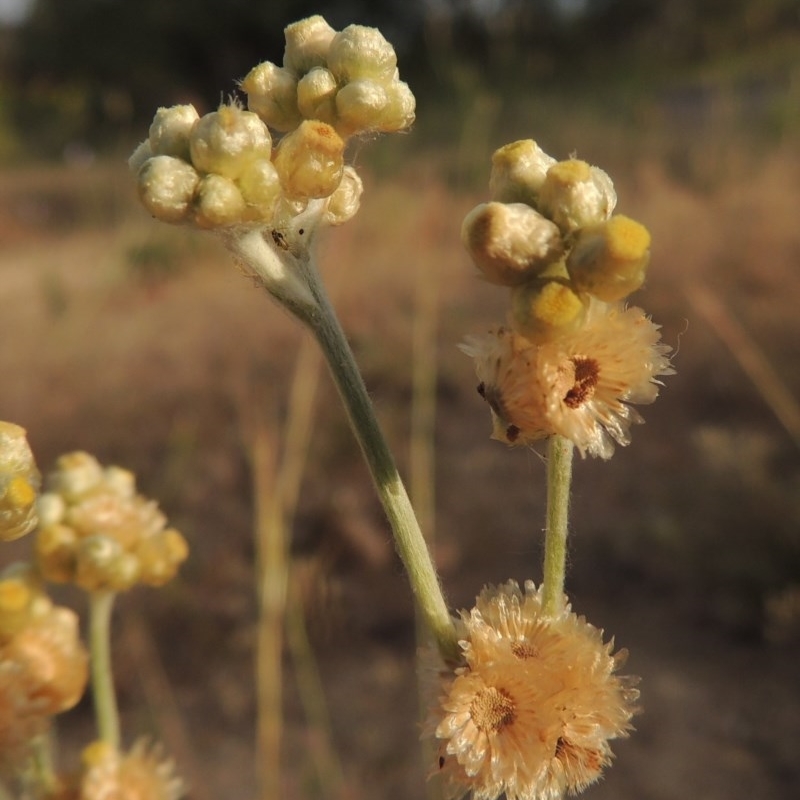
[510,641,537,659]
[470,686,516,733]
[563,356,599,409]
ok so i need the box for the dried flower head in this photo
[0,421,41,542]
[463,300,673,458]
[35,452,188,591]
[79,739,185,800]
[424,581,638,800]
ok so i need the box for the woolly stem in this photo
[541,435,574,615]
[89,590,120,749]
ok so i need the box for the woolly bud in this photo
[567,215,651,302]
[238,159,281,221]
[283,15,336,75]
[376,80,415,132]
[0,421,40,542]
[296,67,339,125]
[148,105,199,161]
[490,139,556,205]
[273,120,344,200]
[128,140,153,173]
[538,159,617,232]
[137,156,200,224]
[242,61,302,132]
[189,106,272,180]
[510,277,587,342]
[323,166,363,225]
[462,202,564,286]
[335,79,389,137]
[194,174,247,229]
[136,529,189,587]
[327,24,397,82]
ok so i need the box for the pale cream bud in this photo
[75,535,122,591]
[148,104,199,160]
[0,421,40,541]
[103,466,135,498]
[37,493,65,526]
[327,24,397,82]
[462,202,565,286]
[190,106,272,180]
[137,529,189,587]
[128,140,153,173]
[237,159,281,221]
[323,166,363,225]
[49,452,104,499]
[538,159,617,232]
[510,277,587,342]
[296,67,339,124]
[335,79,388,136]
[490,139,556,205]
[273,120,344,200]
[376,80,415,132]
[242,61,302,132]
[137,156,200,224]
[35,523,78,583]
[194,174,247,229]
[283,15,336,75]
[567,215,650,301]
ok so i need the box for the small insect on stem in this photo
[271,229,289,250]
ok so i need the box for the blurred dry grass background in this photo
[2,7,800,797]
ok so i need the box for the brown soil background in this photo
[1,135,799,799]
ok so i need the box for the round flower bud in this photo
[137,156,200,225]
[194,174,247,229]
[567,215,651,302]
[510,277,587,342]
[137,528,189,587]
[490,139,556,205]
[103,466,136,498]
[242,61,302,132]
[75,535,124,591]
[462,202,564,286]
[128,140,153,173]
[35,522,78,583]
[37,492,65,526]
[323,166,363,225]
[190,106,272,181]
[148,104,199,161]
[283,15,336,75]
[49,451,104,498]
[538,159,617,232]
[335,79,388,137]
[375,80,415,132]
[273,120,345,200]
[0,421,40,542]
[296,67,339,125]
[238,159,281,221]
[0,565,38,641]
[327,25,397,82]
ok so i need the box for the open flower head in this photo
[424,581,638,800]
[35,452,188,591]
[463,300,673,458]
[0,421,41,542]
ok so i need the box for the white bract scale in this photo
[283,14,336,75]
[490,139,557,205]
[189,106,272,181]
[241,61,302,132]
[327,24,397,82]
[538,160,617,232]
[137,156,200,224]
[148,104,199,161]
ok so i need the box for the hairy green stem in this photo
[541,435,575,615]
[89,591,120,749]
[303,257,459,663]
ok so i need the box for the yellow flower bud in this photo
[35,523,78,583]
[510,278,587,342]
[148,105,199,161]
[538,159,617,232]
[137,156,200,225]
[194,174,247,229]
[75,535,124,591]
[48,451,103,499]
[323,165,363,226]
[375,80,415,132]
[242,61,302,132]
[283,15,336,75]
[0,421,40,541]
[461,202,565,286]
[273,120,344,200]
[490,139,555,205]
[137,528,189,587]
[0,568,36,641]
[335,79,388,137]
[238,159,281,221]
[567,215,651,302]
[296,67,339,124]
[327,24,397,82]
[190,106,272,181]
[37,492,65,525]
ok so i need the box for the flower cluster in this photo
[73,739,185,800]
[424,581,638,800]
[0,563,89,773]
[130,15,413,235]
[35,452,188,592]
[0,421,41,542]
[461,140,673,458]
